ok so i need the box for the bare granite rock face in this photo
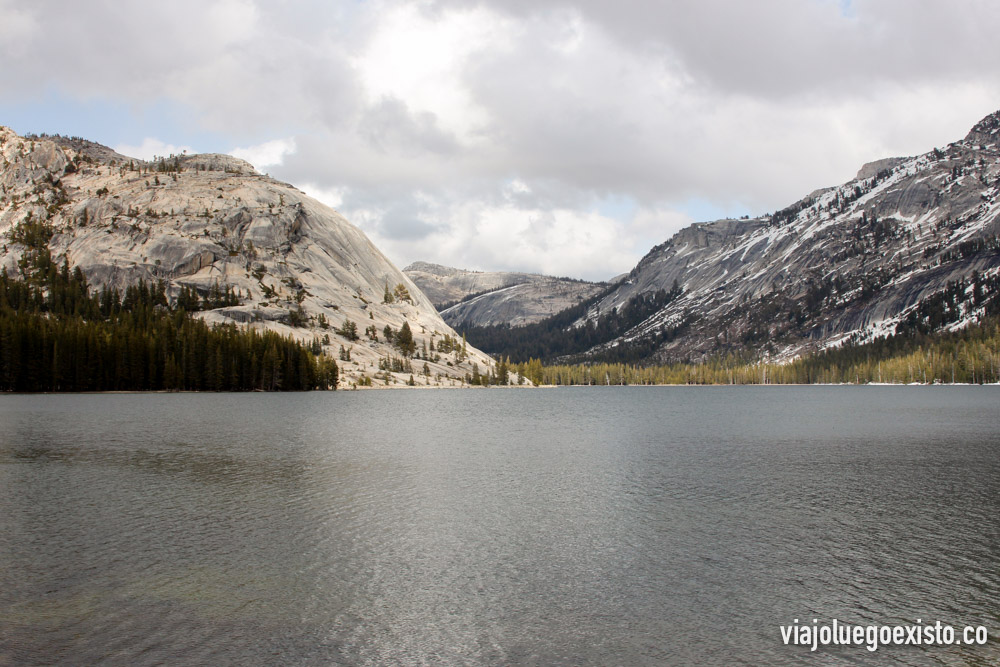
[403,262,541,307]
[855,157,906,181]
[0,128,506,387]
[404,261,605,327]
[964,110,1000,147]
[439,278,606,328]
[568,110,1000,363]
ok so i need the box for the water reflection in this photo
[0,388,998,665]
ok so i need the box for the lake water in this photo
[0,386,998,666]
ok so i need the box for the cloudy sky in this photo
[2,0,998,280]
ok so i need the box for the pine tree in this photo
[395,321,415,357]
[393,283,412,304]
[337,319,359,341]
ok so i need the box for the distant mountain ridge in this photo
[403,261,606,327]
[403,261,538,307]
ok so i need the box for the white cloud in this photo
[353,3,506,142]
[630,207,695,245]
[299,182,346,210]
[0,0,38,57]
[114,137,194,161]
[205,0,259,46]
[5,0,1000,279]
[230,138,297,170]
[504,179,531,198]
[345,191,684,282]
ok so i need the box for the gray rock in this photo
[573,110,1000,363]
[439,278,606,328]
[0,126,505,387]
[404,261,604,327]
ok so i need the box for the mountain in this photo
[403,261,606,327]
[0,128,501,387]
[465,111,1000,364]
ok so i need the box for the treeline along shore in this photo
[2,220,998,392]
[3,247,997,391]
[512,315,1000,386]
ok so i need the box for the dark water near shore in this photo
[1,387,998,666]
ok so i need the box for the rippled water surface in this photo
[1,387,998,666]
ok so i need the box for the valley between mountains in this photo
[3,111,1000,389]
[414,111,1000,367]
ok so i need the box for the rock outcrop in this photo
[404,261,605,327]
[0,129,505,387]
[563,111,1000,363]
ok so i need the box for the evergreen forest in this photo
[461,282,684,364]
[514,313,1000,386]
[0,220,338,392]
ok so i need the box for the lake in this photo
[1,386,998,666]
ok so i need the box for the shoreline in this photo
[2,382,998,396]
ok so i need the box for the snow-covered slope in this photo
[0,128,500,386]
[576,111,1000,362]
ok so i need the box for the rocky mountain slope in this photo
[0,128,502,387]
[570,111,1000,363]
[404,261,605,327]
